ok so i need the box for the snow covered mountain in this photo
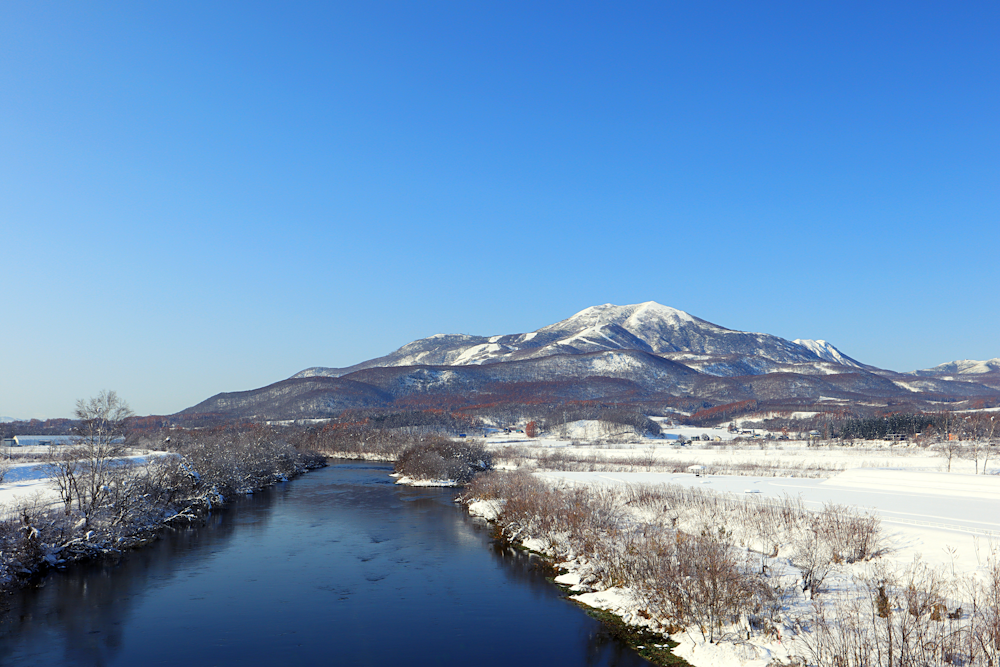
[180,302,1000,421]
[297,302,839,378]
[908,359,1000,390]
[792,339,864,368]
[914,358,1000,377]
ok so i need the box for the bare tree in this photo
[47,445,82,514]
[935,437,964,473]
[71,390,135,525]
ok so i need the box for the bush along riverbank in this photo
[0,424,325,595]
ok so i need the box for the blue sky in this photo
[2,2,998,419]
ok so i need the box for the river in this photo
[0,461,653,666]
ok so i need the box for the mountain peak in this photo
[559,301,697,330]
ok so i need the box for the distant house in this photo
[4,435,82,448]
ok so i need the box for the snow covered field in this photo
[485,431,988,478]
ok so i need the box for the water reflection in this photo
[0,462,651,666]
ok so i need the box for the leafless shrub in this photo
[794,518,833,599]
[966,547,1000,666]
[0,499,75,584]
[818,502,884,563]
[638,528,772,642]
[395,438,492,484]
[46,445,82,515]
[616,483,882,578]
[291,424,421,460]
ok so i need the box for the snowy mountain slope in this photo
[888,376,998,396]
[344,349,700,398]
[178,377,394,419]
[179,360,1000,422]
[903,358,1000,391]
[664,352,867,378]
[792,339,864,368]
[295,334,491,378]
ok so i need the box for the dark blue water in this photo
[0,461,651,666]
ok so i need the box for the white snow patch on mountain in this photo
[793,339,863,367]
[452,342,510,365]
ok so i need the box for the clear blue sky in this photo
[3,2,998,419]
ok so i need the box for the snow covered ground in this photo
[483,427,1000,578]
